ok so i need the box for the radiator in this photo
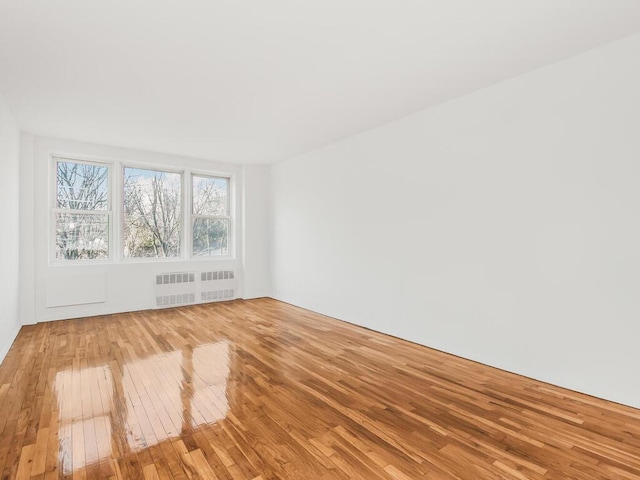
[155,270,236,307]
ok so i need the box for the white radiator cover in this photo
[155,270,236,307]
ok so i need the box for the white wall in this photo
[20,135,271,323]
[0,94,21,363]
[19,133,35,325]
[271,34,640,408]
[242,165,271,298]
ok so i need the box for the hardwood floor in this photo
[0,299,638,479]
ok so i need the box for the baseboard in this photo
[0,323,22,366]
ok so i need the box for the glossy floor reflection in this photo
[1,299,639,479]
[52,341,230,475]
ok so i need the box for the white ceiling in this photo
[1,1,640,164]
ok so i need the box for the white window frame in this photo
[191,173,233,259]
[49,154,237,264]
[50,155,113,264]
[120,162,185,262]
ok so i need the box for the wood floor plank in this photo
[142,464,161,480]
[0,298,638,479]
[14,443,35,480]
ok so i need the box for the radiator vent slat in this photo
[156,293,196,307]
[200,289,235,301]
[201,270,234,282]
[156,272,195,285]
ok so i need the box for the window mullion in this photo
[54,208,109,216]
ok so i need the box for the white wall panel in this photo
[0,93,21,363]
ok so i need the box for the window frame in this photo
[190,173,233,259]
[50,155,114,264]
[50,154,237,265]
[120,162,185,262]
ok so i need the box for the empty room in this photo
[1,1,639,479]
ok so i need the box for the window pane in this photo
[193,218,229,256]
[55,213,109,260]
[192,176,229,216]
[123,168,181,258]
[57,161,108,210]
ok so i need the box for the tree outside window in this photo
[192,175,230,256]
[55,159,110,260]
[123,167,181,258]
